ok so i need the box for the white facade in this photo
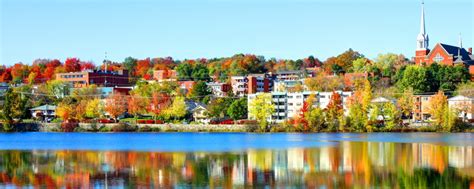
[230,76,247,97]
[248,91,353,123]
[207,82,227,97]
[448,95,474,120]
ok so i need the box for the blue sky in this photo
[1,0,472,66]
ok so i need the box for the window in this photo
[433,53,444,62]
[288,103,293,106]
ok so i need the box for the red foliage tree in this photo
[80,61,95,71]
[147,92,170,119]
[64,58,81,72]
[0,68,12,83]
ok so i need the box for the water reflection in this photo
[0,142,473,188]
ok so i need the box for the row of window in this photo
[61,74,84,79]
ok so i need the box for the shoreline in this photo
[2,122,473,133]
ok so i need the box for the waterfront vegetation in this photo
[0,51,473,133]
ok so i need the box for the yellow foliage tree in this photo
[427,91,448,127]
[249,93,275,131]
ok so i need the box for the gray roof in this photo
[30,104,57,111]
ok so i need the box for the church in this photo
[413,2,473,69]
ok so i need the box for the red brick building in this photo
[153,70,177,81]
[414,2,473,69]
[56,70,130,88]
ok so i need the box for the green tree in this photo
[207,97,233,118]
[227,98,248,120]
[176,63,193,80]
[397,65,430,93]
[189,81,211,102]
[191,64,210,81]
[248,93,274,131]
[1,88,28,131]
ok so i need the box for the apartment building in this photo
[412,95,432,122]
[231,74,273,96]
[207,82,231,97]
[248,91,353,123]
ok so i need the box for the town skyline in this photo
[1,0,472,66]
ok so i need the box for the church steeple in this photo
[417,1,429,50]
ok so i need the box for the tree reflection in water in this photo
[0,142,473,188]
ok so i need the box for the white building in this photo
[448,95,474,120]
[248,91,353,123]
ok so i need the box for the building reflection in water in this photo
[0,142,473,188]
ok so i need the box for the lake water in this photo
[0,132,473,188]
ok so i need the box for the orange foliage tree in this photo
[105,93,129,121]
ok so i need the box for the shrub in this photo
[145,120,154,124]
[137,120,146,124]
[61,121,79,132]
[99,126,111,132]
[111,123,137,132]
[138,126,152,132]
[73,127,86,132]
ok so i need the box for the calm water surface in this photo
[0,132,473,188]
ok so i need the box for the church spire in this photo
[417,1,429,50]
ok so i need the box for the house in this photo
[370,97,397,121]
[448,95,474,120]
[56,69,130,88]
[179,81,195,94]
[30,104,57,122]
[186,100,209,124]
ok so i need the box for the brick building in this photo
[414,2,473,68]
[56,70,130,88]
[153,70,177,81]
[412,94,432,122]
[231,74,273,96]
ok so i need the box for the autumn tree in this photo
[105,93,129,121]
[248,93,275,131]
[162,96,187,121]
[85,98,103,119]
[64,58,81,72]
[147,92,171,121]
[427,91,448,127]
[326,92,344,131]
[397,88,414,118]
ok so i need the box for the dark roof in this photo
[439,43,472,62]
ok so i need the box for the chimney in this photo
[469,48,472,55]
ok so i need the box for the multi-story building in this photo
[248,91,353,123]
[273,71,304,91]
[56,70,130,88]
[207,82,231,97]
[412,94,432,122]
[231,74,273,96]
[153,70,177,81]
